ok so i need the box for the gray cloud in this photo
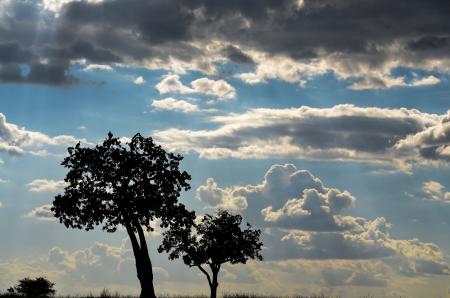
[394,113,450,163]
[420,180,450,202]
[321,267,387,288]
[196,163,365,232]
[261,188,357,231]
[222,45,255,66]
[25,204,56,221]
[155,74,236,100]
[196,164,450,278]
[155,105,447,170]
[0,112,89,157]
[27,179,67,193]
[1,0,450,86]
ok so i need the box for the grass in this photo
[0,294,339,298]
[0,296,336,298]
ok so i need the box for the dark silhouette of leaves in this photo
[11,277,55,297]
[52,132,195,298]
[159,210,263,298]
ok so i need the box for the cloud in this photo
[27,179,67,193]
[43,0,105,15]
[151,97,200,113]
[25,204,55,221]
[133,76,146,85]
[409,75,441,87]
[0,235,448,295]
[197,163,362,232]
[348,74,441,90]
[1,0,450,87]
[47,241,141,285]
[393,113,450,164]
[0,238,185,295]
[261,188,357,231]
[155,104,448,170]
[222,45,255,66]
[321,267,387,288]
[190,77,236,100]
[422,181,450,202]
[196,164,450,279]
[196,178,248,212]
[0,112,89,157]
[82,64,113,72]
[155,74,194,94]
[155,74,236,100]
[151,97,218,113]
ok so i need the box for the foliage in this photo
[52,132,194,233]
[8,277,55,297]
[160,210,263,267]
[51,132,195,298]
[159,210,263,298]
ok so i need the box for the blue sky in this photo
[1,0,450,297]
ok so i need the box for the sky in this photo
[1,0,450,297]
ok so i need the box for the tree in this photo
[158,210,263,298]
[10,277,55,297]
[52,132,195,298]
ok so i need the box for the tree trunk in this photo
[137,230,156,298]
[136,256,156,298]
[138,265,156,298]
[126,222,157,298]
[210,269,219,298]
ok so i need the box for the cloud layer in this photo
[155,104,450,171]
[1,0,450,88]
[155,74,236,101]
[196,164,450,278]
[0,113,87,157]
[27,179,67,193]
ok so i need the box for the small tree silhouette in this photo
[52,132,195,298]
[159,210,263,298]
[10,277,55,297]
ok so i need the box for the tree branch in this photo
[136,221,150,254]
[125,221,142,260]
[196,265,212,286]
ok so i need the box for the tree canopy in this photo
[8,277,55,297]
[159,210,263,298]
[52,132,194,233]
[52,132,195,298]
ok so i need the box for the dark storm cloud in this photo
[27,62,77,85]
[1,0,450,86]
[0,43,32,63]
[0,64,24,83]
[61,0,195,44]
[222,45,255,66]
[45,41,122,64]
[408,36,450,51]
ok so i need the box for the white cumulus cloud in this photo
[151,98,200,113]
[27,179,67,193]
[155,74,236,101]
[133,76,146,85]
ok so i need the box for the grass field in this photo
[0,296,335,298]
[0,294,338,298]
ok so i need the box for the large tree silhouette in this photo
[159,210,263,298]
[52,132,194,298]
